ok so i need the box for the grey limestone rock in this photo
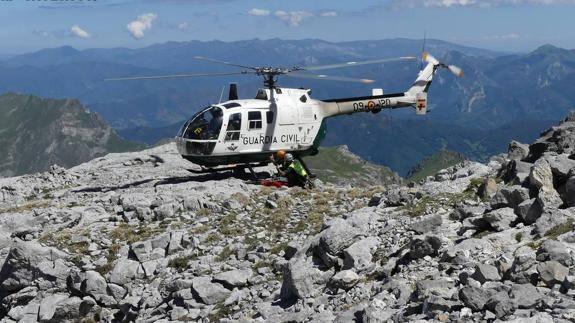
[537,261,569,287]
[530,159,554,191]
[536,240,573,267]
[459,286,493,311]
[411,213,443,234]
[213,269,253,288]
[509,283,542,309]
[0,240,69,292]
[490,185,530,209]
[515,198,542,224]
[485,291,517,319]
[472,263,501,283]
[508,141,530,161]
[109,258,144,285]
[329,270,359,291]
[343,237,378,273]
[191,276,231,305]
[484,207,517,231]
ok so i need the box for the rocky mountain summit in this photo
[0,114,574,322]
[0,92,143,178]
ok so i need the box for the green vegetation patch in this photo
[110,223,164,244]
[407,150,466,183]
[400,191,476,217]
[545,219,574,240]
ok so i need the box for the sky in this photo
[0,0,573,54]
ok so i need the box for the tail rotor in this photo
[422,52,464,78]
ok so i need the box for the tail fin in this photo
[407,52,440,95]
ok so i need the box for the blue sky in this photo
[0,0,573,54]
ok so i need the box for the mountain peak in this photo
[532,44,567,55]
[0,92,143,177]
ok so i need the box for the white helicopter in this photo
[109,52,463,176]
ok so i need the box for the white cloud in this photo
[274,10,314,27]
[320,11,338,17]
[392,0,575,8]
[70,25,92,39]
[127,13,157,39]
[248,8,270,16]
[178,22,190,30]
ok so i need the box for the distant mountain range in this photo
[0,38,573,176]
[0,93,143,177]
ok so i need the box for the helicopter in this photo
[108,52,463,177]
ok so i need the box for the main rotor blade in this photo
[286,73,375,84]
[106,71,253,81]
[193,56,257,70]
[302,56,417,72]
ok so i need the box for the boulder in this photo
[547,154,575,181]
[411,213,443,234]
[81,270,108,298]
[515,198,542,225]
[154,203,175,220]
[509,283,542,309]
[537,261,569,287]
[167,231,184,255]
[508,141,529,161]
[120,193,151,211]
[0,240,68,292]
[38,293,70,321]
[478,178,498,200]
[416,279,456,300]
[459,286,492,311]
[472,263,501,283]
[109,259,144,286]
[51,296,83,321]
[343,237,378,273]
[483,207,517,231]
[537,186,563,210]
[507,246,538,284]
[329,270,359,291]
[213,269,253,288]
[499,160,532,185]
[490,186,530,209]
[534,208,575,237]
[316,218,361,267]
[530,159,554,191]
[191,276,231,305]
[130,240,153,263]
[536,240,573,267]
[408,235,441,260]
[281,256,332,300]
[382,278,413,307]
[485,291,517,319]
[362,300,396,323]
[451,205,486,221]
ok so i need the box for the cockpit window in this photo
[225,113,241,141]
[183,106,223,140]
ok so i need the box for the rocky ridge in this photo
[0,113,574,322]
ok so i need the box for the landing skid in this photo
[187,162,270,180]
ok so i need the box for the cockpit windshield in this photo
[182,106,223,140]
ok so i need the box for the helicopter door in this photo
[224,113,242,141]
